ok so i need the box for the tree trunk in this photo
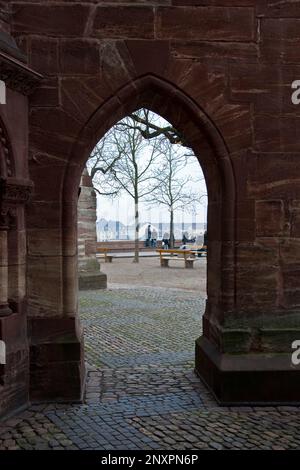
[134,199,139,263]
[169,207,174,249]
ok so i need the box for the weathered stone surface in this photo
[260,18,300,63]
[92,6,154,39]
[171,40,258,62]
[78,169,107,290]
[156,6,255,40]
[255,200,285,237]
[12,4,91,36]
[29,37,59,75]
[59,39,100,75]
[0,0,299,418]
[29,316,85,401]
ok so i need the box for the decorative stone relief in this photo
[0,55,42,95]
[0,122,13,177]
[0,178,33,230]
[0,177,33,204]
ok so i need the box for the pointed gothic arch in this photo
[60,75,237,386]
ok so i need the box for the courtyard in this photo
[0,258,300,450]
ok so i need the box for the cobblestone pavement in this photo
[1,286,300,450]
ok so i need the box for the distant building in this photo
[96,219,207,241]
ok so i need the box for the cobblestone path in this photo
[1,287,300,450]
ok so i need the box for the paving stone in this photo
[0,287,300,450]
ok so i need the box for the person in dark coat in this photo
[145,224,152,247]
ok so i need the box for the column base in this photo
[0,313,29,419]
[29,317,85,403]
[0,304,12,317]
[78,271,107,290]
[195,336,300,405]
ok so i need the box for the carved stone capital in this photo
[0,303,12,317]
[0,178,33,229]
[0,177,34,204]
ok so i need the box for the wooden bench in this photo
[191,246,207,257]
[97,248,114,263]
[184,244,207,257]
[156,249,196,269]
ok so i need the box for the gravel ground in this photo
[100,255,207,293]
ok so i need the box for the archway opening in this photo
[62,75,235,407]
[77,109,208,402]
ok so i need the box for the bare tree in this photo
[87,111,162,262]
[146,140,203,249]
[125,109,190,149]
[88,130,124,197]
[87,108,205,257]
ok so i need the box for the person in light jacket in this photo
[151,228,158,248]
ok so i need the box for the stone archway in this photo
[61,75,237,403]
[11,1,300,406]
[26,74,238,405]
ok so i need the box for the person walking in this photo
[151,228,158,248]
[182,231,188,244]
[145,224,152,247]
[162,232,169,249]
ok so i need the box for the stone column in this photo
[78,169,107,290]
[0,210,12,317]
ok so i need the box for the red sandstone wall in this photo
[10,1,300,326]
[4,0,300,405]
[0,2,10,33]
[0,90,30,417]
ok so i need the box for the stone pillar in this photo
[0,220,11,317]
[0,179,32,417]
[78,169,107,290]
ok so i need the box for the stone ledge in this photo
[28,316,85,403]
[78,271,107,290]
[195,336,300,405]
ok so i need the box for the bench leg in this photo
[185,260,194,269]
[161,259,169,267]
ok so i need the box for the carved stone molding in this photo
[0,178,33,230]
[0,52,43,96]
[0,30,26,63]
[0,123,13,177]
[0,177,34,204]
